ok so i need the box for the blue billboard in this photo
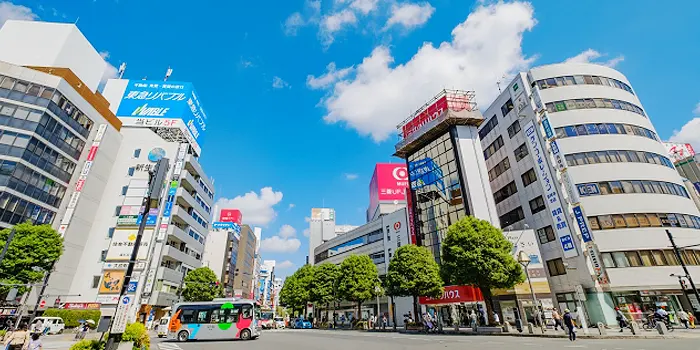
[116,80,207,146]
[408,157,446,194]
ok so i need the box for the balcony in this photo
[169,224,203,250]
[181,171,214,207]
[176,187,211,220]
[152,291,179,307]
[157,266,184,284]
[163,245,202,269]
[171,204,207,234]
[184,154,213,190]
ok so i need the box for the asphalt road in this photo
[152,329,700,350]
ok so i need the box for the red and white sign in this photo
[663,142,695,163]
[220,209,242,225]
[86,145,99,161]
[419,285,484,305]
[368,163,409,218]
[63,302,100,310]
[401,90,476,139]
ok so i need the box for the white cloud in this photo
[307,62,354,89]
[669,117,700,151]
[303,228,311,237]
[0,2,38,27]
[272,76,290,89]
[277,260,295,269]
[564,49,624,68]
[350,0,380,14]
[288,203,296,210]
[385,2,435,30]
[99,51,110,60]
[278,224,297,239]
[320,9,357,46]
[344,173,359,180]
[284,12,305,36]
[308,1,536,141]
[215,187,284,226]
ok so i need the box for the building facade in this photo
[480,62,700,325]
[232,224,258,299]
[258,260,275,309]
[203,221,241,297]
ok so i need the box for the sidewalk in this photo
[41,332,102,350]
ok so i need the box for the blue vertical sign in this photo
[542,117,554,139]
[573,206,592,243]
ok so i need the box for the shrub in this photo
[43,309,101,328]
[70,340,104,350]
[352,320,368,330]
[121,322,149,350]
[0,330,6,338]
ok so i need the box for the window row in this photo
[534,74,634,95]
[193,192,211,214]
[602,249,700,269]
[197,177,214,200]
[189,228,205,245]
[555,122,658,141]
[488,156,510,182]
[484,136,504,160]
[178,304,253,324]
[369,251,386,265]
[478,116,498,140]
[493,181,518,205]
[499,206,525,228]
[545,98,646,118]
[0,191,55,225]
[23,137,76,183]
[587,212,700,231]
[0,100,85,159]
[0,74,94,137]
[190,209,209,229]
[507,120,521,138]
[0,160,67,207]
[514,143,529,161]
[577,180,689,199]
[565,150,674,169]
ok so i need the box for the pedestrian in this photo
[25,333,42,350]
[615,307,628,332]
[678,309,690,329]
[533,308,542,327]
[689,312,696,329]
[3,324,28,350]
[551,308,562,331]
[31,320,42,335]
[493,311,500,325]
[382,313,388,330]
[563,309,576,341]
[469,310,477,330]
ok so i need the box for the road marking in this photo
[158,343,183,350]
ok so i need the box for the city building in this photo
[367,163,409,222]
[313,208,413,325]
[203,208,243,296]
[0,20,124,313]
[258,260,275,308]
[308,208,358,265]
[232,224,258,299]
[56,74,214,322]
[272,277,283,311]
[480,62,700,325]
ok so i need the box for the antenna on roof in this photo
[118,63,126,79]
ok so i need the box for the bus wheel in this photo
[177,330,189,342]
[240,329,252,340]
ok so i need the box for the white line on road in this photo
[158,343,183,350]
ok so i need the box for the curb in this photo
[367,329,679,340]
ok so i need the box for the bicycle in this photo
[642,315,674,332]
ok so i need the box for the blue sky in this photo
[1,0,699,277]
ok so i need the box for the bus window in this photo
[210,309,221,323]
[223,307,239,323]
[181,309,196,324]
[196,309,209,323]
[241,305,253,319]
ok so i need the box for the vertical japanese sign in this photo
[58,124,108,236]
[524,121,579,258]
[156,143,188,241]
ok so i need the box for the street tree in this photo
[0,223,63,298]
[182,267,223,302]
[440,216,524,325]
[310,262,341,323]
[385,244,443,320]
[279,265,314,317]
[338,255,380,320]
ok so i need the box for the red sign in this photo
[368,163,409,219]
[402,96,448,138]
[39,300,46,308]
[407,190,416,244]
[219,209,242,224]
[419,285,484,305]
[664,142,696,163]
[63,302,101,310]
[86,145,99,161]
[75,178,86,192]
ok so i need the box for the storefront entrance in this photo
[614,290,686,325]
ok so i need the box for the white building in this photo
[258,260,275,308]
[0,21,123,312]
[480,62,700,325]
[308,208,358,265]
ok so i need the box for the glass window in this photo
[639,251,655,266]
[612,252,629,267]
[596,151,610,163]
[623,214,639,227]
[631,181,644,193]
[636,214,650,227]
[598,215,615,229]
[602,253,615,268]
[626,252,642,267]
[564,126,577,137]
[537,225,556,244]
[610,181,624,194]
[588,216,600,230]
[620,181,634,194]
[645,213,661,227]
[652,251,667,266]
[598,182,612,195]
[612,214,627,228]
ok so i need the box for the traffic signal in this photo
[681,278,689,290]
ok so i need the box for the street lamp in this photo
[517,251,542,330]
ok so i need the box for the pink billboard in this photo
[368,163,409,218]
[220,209,242,225]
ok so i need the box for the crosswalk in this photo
[158,342,183,350]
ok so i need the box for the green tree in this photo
[0,223,63,298]
[310,262,341,322]
[182,267,223,302]
[386,245,443,320]
[278,265,314,317]
[338,255,380,320]
[440,216,524,325]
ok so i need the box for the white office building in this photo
[480,62,700,325]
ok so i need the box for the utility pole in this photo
[666,229,700,318]
[105,158,168,350]
[0,227,16,265]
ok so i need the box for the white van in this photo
[32,317,65,334]
[157,317,170,338]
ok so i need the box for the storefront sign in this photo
[96,295,120,304]
[573,206,592,243]
[112,296,132,334]
[63,303,100,310]
[586,242,609,285]
[560,170,579,205]
[549,140,568,172]
[106,229,153,261]
[541,117,554,139]
[524,121,578,258]
[419,285,483,305]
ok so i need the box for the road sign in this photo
[39,300,46,308]
[127,281,138,293]
[112,296,132,334]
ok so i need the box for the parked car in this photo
[157,317,170,338]
[274,317,285,329]
[31,317,65,334]
[294,318,312,329]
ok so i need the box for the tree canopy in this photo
[182,267,223,302]
[0,223,63,298]
[279,264,314,314]
[310,263,340,306]
[440,216,524,324]
[386,244,443,317]
[338,255,380,316]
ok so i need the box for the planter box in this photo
[117,342,133,350]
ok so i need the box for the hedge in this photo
[43,309,101,328]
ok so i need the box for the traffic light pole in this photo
[666,229,700,318]
[105,158,168,350]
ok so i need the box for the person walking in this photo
[615,307,628,332]
[551,309,562,331]
[25,333,42,350]
[678,310,690,329]
[688,312,696,329]
[493,311,500,326]
[382,313,388,330]
[563,309,576,341]
[469,310,477,331]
